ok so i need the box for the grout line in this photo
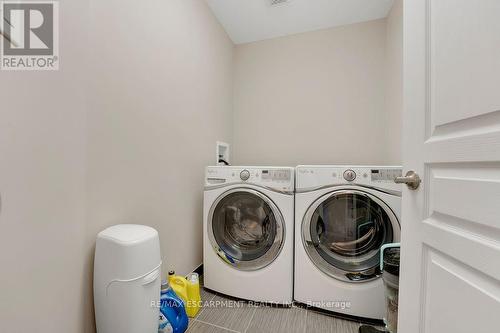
[243,305,258,333]
[303,309,308,333]
[195,291,216,319]
[194,318,241,333]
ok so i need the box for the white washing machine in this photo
[294,165,402,320]
[203,166,294,304]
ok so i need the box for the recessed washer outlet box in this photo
[269,0,290,7]
[216,141,230,166]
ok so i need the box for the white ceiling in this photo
[206,0,394,44]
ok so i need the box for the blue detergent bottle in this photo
[159,280,189,333]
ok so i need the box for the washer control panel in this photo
[240,170,250,181]
[206,166,294,192]
[261,169,291,182]
[343,169,356,182]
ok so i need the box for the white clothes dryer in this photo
[294,165,402,320]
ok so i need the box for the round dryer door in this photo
[302,189,399,282]
[208,189,285,271]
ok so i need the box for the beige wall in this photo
[0,0,88,332]
[0,2,402,332]
[232,19,401,166]
[385,0,403,163]
[0,0,232,332]
[84,0,233,331]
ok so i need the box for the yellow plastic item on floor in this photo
[186,273,201,317]
[168,271,188,303]
[167,271,201,318]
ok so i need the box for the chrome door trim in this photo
[205,182,294,195]
[296,184,402,197]
[302,189,400,283]
[208,188,286,271]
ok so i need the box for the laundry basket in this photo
[94,224,162,333]
[380,243,400,333]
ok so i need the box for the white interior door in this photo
[399,0,500,332]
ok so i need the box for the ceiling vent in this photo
[269,0,290,6]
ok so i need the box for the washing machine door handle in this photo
[305,239,320,247]
[345,267,380,282]
[303,224,320,247]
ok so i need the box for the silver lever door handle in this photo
[394,171,421,190]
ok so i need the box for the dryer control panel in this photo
[370,168,403,182]
[296,165,403,193]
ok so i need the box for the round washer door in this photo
[208,188,285,271]
[302,189,399,282]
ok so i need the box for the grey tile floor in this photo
[187,278,379,333]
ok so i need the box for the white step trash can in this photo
[94,224,162,333]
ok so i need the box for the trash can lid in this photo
[95,224,161,280]
[383,247,400,276]
[98,224,158,244]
